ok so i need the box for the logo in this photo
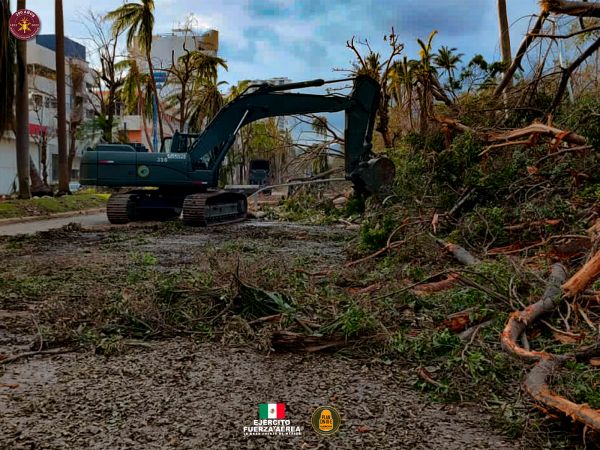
[311,406,341,436]
[243,403,303,436]
[9,9,41,41]
[137,165,150,177]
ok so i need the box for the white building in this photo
[0,35,93,195]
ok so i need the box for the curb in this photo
[0,208,106,226]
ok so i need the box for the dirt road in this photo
[0,219,520,449]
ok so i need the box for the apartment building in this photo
[0,35,93,195]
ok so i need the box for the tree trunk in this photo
[55,0,69,193]
[15,0,30,199]
[497,0,512,65]
[40,137,48,184]
[103,89,115,142]
[29,157,52,196]
[146,51,164,142]
[67,122,77,176]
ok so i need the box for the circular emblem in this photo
[9,9,41,41]
[137,165,150,177]
[311,406,341,436]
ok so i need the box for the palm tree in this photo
[15,0,30,198]
[0,0,15,136]
[433,46,463,97]
[164,51,227,131]
[415,31,438,134]
[226,79,251,102]
[55,0,69,193]
[389,57,416,130]
[119,58,154,149]
[188,80,227,130]
[106,0,164,141]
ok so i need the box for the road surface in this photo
[0,213,108,236]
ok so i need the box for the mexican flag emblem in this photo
[259,403,285,419]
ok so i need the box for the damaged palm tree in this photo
[233,276,295,320]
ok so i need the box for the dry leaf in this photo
[551,331,581,344]
[349,283,381,295]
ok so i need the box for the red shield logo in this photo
[9,9,41,41]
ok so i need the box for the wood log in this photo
[562,250,600,297]
[435,238,481,266]
[524,357,600,432]
[412,273,460,295]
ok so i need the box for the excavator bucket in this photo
[352,157,396,195]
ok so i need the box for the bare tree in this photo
[83,11,125,142]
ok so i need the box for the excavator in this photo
[80,75,396,226]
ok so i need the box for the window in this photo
[30,94,43,109]
[43,97,57,109]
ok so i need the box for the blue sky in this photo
[14,0,544,87]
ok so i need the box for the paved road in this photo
[0,213,109,236]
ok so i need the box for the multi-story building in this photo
[121,28,219,149]
[0,35,93,195]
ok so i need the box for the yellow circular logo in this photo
[311,406,341,435]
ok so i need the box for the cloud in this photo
[245,0,290,18]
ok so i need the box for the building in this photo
[0,35,93,195]
[121,28,219,149]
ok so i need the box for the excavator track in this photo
[106,193,135,224]
[182,191,247,227]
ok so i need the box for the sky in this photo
[11,0,544,88]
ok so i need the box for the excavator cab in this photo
[159,132,200,154]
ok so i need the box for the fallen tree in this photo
[501,258,600,432]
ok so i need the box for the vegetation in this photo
[0,192,108,219]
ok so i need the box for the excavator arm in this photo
[188,74,393,193]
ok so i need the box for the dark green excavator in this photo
[80,75,395,226]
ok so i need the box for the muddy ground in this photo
[0,220,521,449]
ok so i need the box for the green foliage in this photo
[555,361,600,409]
[435,131,483,189]
[321,301,377,338]
[358,213,395,251]
[0,193,109,219]
[560,95,600,148]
